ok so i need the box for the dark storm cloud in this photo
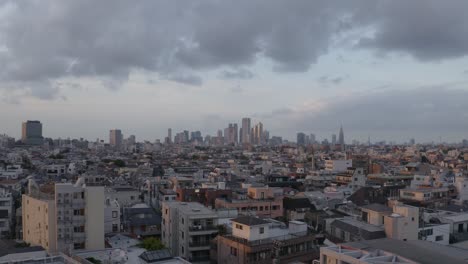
[0,0,352,98]
[0,0,468,99]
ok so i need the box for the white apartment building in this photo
[325,159,352,172]
[161,202,218,263]
[0,187,13,238]
[104,198,120,234]
[22,178,105,253]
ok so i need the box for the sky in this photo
[1,0,468,143]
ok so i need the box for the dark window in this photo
[259,227,264,234]
[230,247,238,256]
[435,235,443,241]
[459,223,464,233]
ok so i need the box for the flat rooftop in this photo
[344,238,468,264]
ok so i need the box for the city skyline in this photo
[2,119,464,145]
[1,1,468,142]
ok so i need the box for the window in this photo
[459,223,464,233]
[435,235,443,241]
[181,231,184,239]
[182,218,184,224]
[230,247,238,256]
[73,226,85,233]
[112,211,118,218]
[259,227,264,234]
[419,229,433,237]
[130,196,135,200]
[165,209,168,215]
[236,224,243,230]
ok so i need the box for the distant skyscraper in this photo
[338,125,345,150]
[241,118,251,144]
[297,132,306,146]
[332,134,337,145]
[22,120,43,145]
[224,123,238,145]
[310,134,316,144]
[252,122,263,145]
[109,129,123,147]
[168,128,172,143]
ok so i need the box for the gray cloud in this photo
[0,0,468,100]
[220,68,254,80]
[358,0,468,61]
[166,73,202,86]
[0,0,353,99]
[267,86,468,142]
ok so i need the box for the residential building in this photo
[325,159,352,172]
[104,198,120,234]
[22,178,104,253]
[122,203,161,237]
[320,238,468,264]
[215,187,284,218]
[217,216,319,264]
[161,202,218,263]
[0,187,13,238]
[384,204,419,241]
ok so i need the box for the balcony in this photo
[189,225,217,232]
[189,241,211,248]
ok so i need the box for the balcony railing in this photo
[189,241,211,247]
[189,225,217,232]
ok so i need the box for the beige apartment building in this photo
[22,178,105,254]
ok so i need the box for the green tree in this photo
[113,159,126,167]
[138,237,165,251]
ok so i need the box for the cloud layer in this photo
[0,0,466,99]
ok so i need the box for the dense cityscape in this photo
[2,1,468,264]
[0,119,467,263]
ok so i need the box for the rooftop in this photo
[231,216,269,226]
[343,238,468,264]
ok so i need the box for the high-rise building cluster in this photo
[164,117,271,147]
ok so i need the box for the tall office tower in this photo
[263,130,270,144]
[310,134,316,144]
[233,123,238,144]
[241,118,251,144]
[332,134,337,145]
[168,128,172,143]
[183,130,190,142]
[21,120,43,145]
[338,125,345,150]
[224,123,238,145]
[22,178,104,253]
[297,132,306,146]
[253,122,263,145]
[239,128,243,144]
[109,129,123,147]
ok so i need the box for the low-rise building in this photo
[217,216,319,264]
[161,202,218,263]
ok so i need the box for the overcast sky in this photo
[1,0,468,143]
